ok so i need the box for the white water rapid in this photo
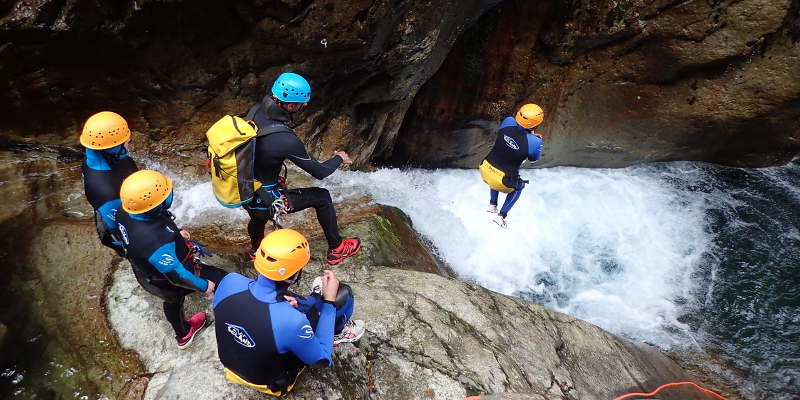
[161,162,715,349]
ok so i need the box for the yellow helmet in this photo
[254,229,311,281]
[120,170,173,214]
[515,103,544,130]
[80,111,131,150]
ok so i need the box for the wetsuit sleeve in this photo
[147,242,208,292]
[97,199,122,230]
[284,136,343,180]
[527,134,543,162]
[276,302,336,367]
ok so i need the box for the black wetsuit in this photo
[213,274,355,394]
[82,147,138,256]
[117,208,227,338]
[243,96,344,250]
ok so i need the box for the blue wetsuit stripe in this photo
[213,273,250,309]
[276,302,335,366]
[147,242,208,291]
[527,134,542,161]
[97,199,121,230]
[500,183,524,216]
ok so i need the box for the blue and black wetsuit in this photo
[81,145,138,256]
[483,117,543,217]
[213,273,354,395]
[242,96,345,250]
[117,205,227,338]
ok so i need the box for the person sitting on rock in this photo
[80,111,139,256]
[116,169,228,349]
[212,228,365,396]
[242,72,362,265]
[479,103,544,229]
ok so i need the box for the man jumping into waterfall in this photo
[479,103,544,229]
[242,72,361,265]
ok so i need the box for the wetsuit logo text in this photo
[118,224,129,245]
[226,323,256,348]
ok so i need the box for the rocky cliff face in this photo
[2,0,797,171]
[0,0,500,167]
[391,0,800,168]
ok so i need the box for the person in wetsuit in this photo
[116,170,228,348]
[243,72,361,265]
[80,111,139,256]
[479,103,544,229]
[213,228,365,396]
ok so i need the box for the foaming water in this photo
[324,165,710,347]
[132,157,799,398]
[137,160,248,228]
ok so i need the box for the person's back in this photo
[241,72,362,265]
[80,111,138,255]
[480,103,544,228]
[213,229,365,396]
[246,96,342,186]
[213,273,312,394]
[116,170,227,349]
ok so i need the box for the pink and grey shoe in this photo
[176,312,210,349]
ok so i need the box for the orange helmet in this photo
[120,170,173,214]
[254,229,311,281]
[80,111,131,150]
[515,103,544,130]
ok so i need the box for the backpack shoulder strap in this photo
[244,103,260,120]
[257,123,293,136]
[246,103,293,137]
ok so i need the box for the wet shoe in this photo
[311,276,323,296]
[487,204,498,213]
[493,214,507,229]
[333,319,365,346]
[326,237,362,265]
[176,312,210,349]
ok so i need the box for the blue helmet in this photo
[271,72,311,103]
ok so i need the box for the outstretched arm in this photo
[285,136,343,180]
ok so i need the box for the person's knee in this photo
[315,187,333,204]
[334,283,353,308]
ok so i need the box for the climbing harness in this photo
[261,164,291,228]
[188,240,214,258]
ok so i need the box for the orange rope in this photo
[612,381,728,400]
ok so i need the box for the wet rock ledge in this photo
[103,205,708,400]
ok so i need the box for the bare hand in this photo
[284,295,298,307]
[321,270,340,302]
[180,229,191,240]
[334,150,353,166]
[204,280,216,296]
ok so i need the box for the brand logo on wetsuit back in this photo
[503,135,519,150]
[226,323,256,348]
